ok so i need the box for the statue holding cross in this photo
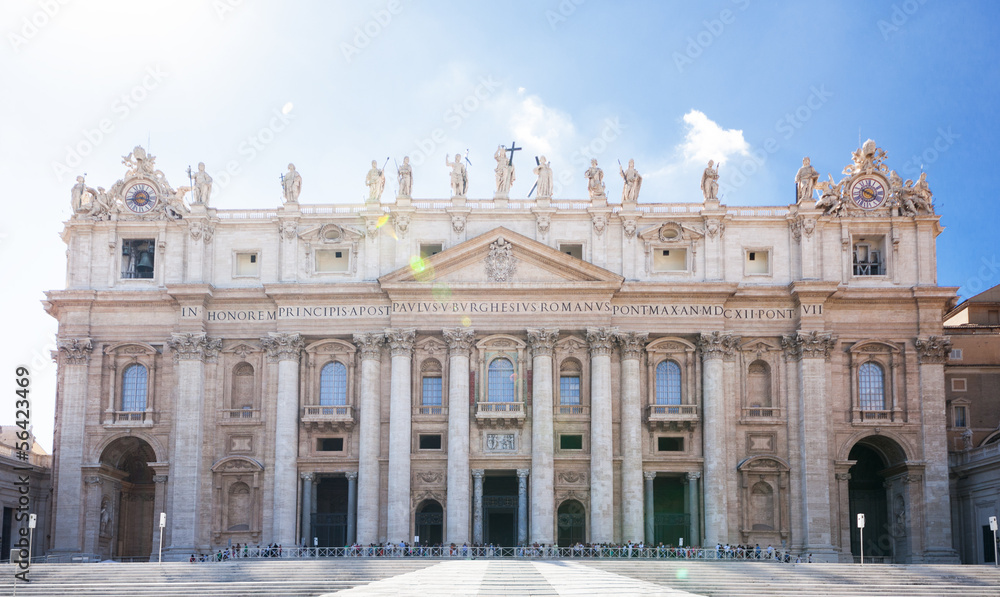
[494,141,519,197]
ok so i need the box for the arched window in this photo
[121,364,148,412]
[559,359,582,407]
[488,357,515,402]
[747,360,772,408]
[421,359,443,414]
[859,362,885,410]
[320,362,348,406]
[232,363,254,410]
[655,360,681,405]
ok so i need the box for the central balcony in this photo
[475,401,526,428]
[646,404,699,431]
[301,405,355,431]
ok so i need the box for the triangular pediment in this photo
[379,227,624,287]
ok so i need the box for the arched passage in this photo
[557,499,586,547]
[415,500,443,546]
[846,434,911,562]
[98,436,157,560]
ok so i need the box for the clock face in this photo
[850,176,887,210]
[124,182,158,213]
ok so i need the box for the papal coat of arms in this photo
[484,236,517,282]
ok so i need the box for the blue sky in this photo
[2,0,998,449]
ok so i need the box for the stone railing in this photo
[741,406,783,419]
[301,405,355,430]
[475,401,525,428]
[216,209,278,219]
[0,445,52,468]
[646,404,699,431]
[107,410,154,426]
[557,404,588,415]
[218,408,261,424]
[415,405,447,416]
[853,409,899,424]
[950,441,1000,467]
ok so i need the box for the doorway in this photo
[313,476,348,547]
[483,475,518,546]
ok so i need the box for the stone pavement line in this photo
[322,560,491,596]
[532,561,704,596]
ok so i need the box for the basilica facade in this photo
[45,142,958,563]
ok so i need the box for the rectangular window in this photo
[949,349,963,360]
[420,243,443,258]
[121,239,155,279]
[653,247,687,272]
[421,376,443,411]
[235,252,259,277]
[559,376,580,405]
[419,434,442,450]
[852,236,885,276]
[315,249,350,273]
[317,437,344,452]
[559,434,583,450]
[989,310,1000,325]
[951,378,967,392]
[954,406,968,428]
[560,244,583,260]
[658,437,684,452]
[745,249,770,275]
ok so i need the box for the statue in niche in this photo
[192,162,213,205]
[533,156,553,199]
[620,159,642,203]
[100,498,112,537]
[795,157,819,202]
[494,145,515,196]
[397,156,412,197]
[585,159,605,199]
[701,160,720,201]
[282,163,302,203]
[365,160,386,203]
[446,153,468,196]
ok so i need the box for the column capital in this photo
[346,471,358,481]
[643,471,657,481]
[443,327,476,354]
[300,472,314,482]
[353,331,385,361]
[616,331,649,360]
[384,328,416,357]
[153,474,168,484]
[260,332,304,362]
[586,327,618,357]
[526,328,559,357]
[471,469,485,479]
[169,332,223,363]
[698,331,741,361]
[835,472,852,481]
[914,335,952,364]
[686,471,701,481]
[57,337,93,364]
[516,468,530,478]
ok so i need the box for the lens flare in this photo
[675,569,688,579]
[461,316,472,327]
[432,282,452,302]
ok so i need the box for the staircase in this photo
[0,559,997,596]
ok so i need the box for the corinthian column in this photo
[353,332,384,545]
[443,327,475,545]
[52,338,93,555]
[617,330,648,543]
[698,331,739,546]
[517,469,530,545]
[385,328,415,542]
[914,336,958,562]
[527,328,559,544]
[261,332,304,547]
[784,331,837,558]
[472,469,485,545]
[587,327,617,543]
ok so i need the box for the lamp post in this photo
[27,513,36,564]
[158,512,166,563]
[990,516,998,566]
[857,513,865,565]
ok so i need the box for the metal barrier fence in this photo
[189,545,834,562]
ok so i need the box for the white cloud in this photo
[508,96,576,158]
[678,109,750,166]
